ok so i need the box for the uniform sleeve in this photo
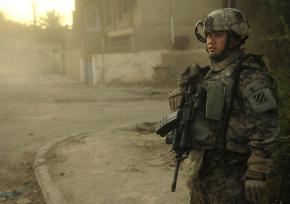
[238,68,279,179]
[239,69,279,150]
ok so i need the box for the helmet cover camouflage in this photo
[195,8,249,43]
[204,8,249,39]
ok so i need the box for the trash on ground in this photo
[0,191,21,200]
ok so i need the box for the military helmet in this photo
[195,8,249,43]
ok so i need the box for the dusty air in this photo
[0,0,289,204]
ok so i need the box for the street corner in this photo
[33,127,190,204]
[33,132,94,204]
[33,136,67,204]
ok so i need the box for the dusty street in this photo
[0,65,190,203]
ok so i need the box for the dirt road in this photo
[0,69,191,203]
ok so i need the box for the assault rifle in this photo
[156,83,199,192]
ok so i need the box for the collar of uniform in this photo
[210,50,243,72]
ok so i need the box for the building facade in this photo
[68,0,226,85]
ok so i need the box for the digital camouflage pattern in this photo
[186,50,278,204]
[203,8,249,40]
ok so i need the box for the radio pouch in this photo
[205,80,225,120]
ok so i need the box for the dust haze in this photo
[0,1,221,203]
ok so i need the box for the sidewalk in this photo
[33,89,190,204]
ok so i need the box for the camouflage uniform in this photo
[185,51,278,204]
[183,8,279,204]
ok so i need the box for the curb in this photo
[33,131,96,204]
[34,137,67,204]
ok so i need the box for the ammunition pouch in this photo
[191,112,216,150]
[205,80,225,121]
[226,126,249,154]
[191,113,210,141]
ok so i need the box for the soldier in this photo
[168,8,279,204]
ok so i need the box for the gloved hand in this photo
[245,179,268,204]
[168,88,184,112]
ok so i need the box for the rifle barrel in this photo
[171,158,181,192]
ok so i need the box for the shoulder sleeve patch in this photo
[242,80,277,113]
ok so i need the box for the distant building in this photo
[67,0,225,85]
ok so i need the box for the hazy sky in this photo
[0,0,74,25]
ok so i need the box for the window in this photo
[116,0,136,28]
[84,7,101,31]
[105,0,113,27]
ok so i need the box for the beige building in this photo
[67,0,229,85]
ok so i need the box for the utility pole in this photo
[228,0,236,7]
[33,1,37,40]
[169,0,175,46]
[223,0,236,8]
[32,1,43,80]
[169,0,175,84]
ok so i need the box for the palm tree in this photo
[38,10,67,45]
[40,10,64,29]
[38,10,69,74]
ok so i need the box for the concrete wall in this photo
[65,50,81,81]
[93,51,163,84]
[91,49,209,85]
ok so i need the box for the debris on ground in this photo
[135,122,158,134]
[0,191,21,200]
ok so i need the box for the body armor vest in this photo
[191,62,237,150]
[190,52,269,153]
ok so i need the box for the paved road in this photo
[0,73,189,203]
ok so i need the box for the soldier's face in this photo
[206,32,227,56]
